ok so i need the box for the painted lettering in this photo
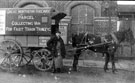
[36,27,51,32]
[18,15,34,20]
[13,27,24,31]
[6,27,12,31]
[34,21,41,25]
[11,21,33,26]
[25,27,36,31]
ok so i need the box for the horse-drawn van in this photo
[0,7,66,71]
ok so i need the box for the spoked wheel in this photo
[32,49,53,71]
[19,48,33,66]
[0,40,22,71]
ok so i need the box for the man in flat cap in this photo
[47,31,66,73]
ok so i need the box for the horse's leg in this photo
[72,49,81,71]
[111,53,116,73]
[102,53,106,58]
[104,53,109,72]
[102,53,104,57]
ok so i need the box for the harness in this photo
[75,32,119,49]
[110,33,119,44]
[79,32,88,45]
[101,35,107,43]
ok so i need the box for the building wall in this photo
[0,0,118,43]
[1,0,134,58]
[0,0,117,15]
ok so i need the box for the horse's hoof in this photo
[115,69,118,72]
[106,68,109,70]
[112,71,115,74]
[104,70,107,72]
[112,69,118,74]
[112,70,116,74]
[104,69,107,72]
[72,68,77,71]
[104,67,109,72]
[72,69,77,71]
[104,69,110,72]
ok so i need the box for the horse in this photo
[71,28,134,73]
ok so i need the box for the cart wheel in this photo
[32,49,53,71]
[19,49,33,66]
[0,40,22,71]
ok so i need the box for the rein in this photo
[68,41,113,51]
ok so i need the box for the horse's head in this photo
[116,27,135,44]
[124,28,135,45]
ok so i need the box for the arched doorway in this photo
[70,5,95,34]
[65,1,101,39]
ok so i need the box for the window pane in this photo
[71,6,79,23]
[70,4,95,34]
[79,5,86,17]
[86,24,94,33]
[87,6,95,24]
[70,24,78,34]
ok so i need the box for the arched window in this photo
[13,0,48,8]
[70,5,95,35]
[21,4,42,8]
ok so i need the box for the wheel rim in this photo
[0,40,22,71]
[32,49,53,71]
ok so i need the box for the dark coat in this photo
[47,35,66,58]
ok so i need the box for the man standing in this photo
[47,31,66,73]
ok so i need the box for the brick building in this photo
[1,0,135,58]
[0,0,118,43]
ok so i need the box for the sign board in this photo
[39,37,50,47]
[94,17,117,34]
[0,8,52,36]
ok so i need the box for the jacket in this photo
[47,35,66,58]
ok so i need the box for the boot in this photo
[51,68,56,73]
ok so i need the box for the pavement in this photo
[63,59,135,72]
